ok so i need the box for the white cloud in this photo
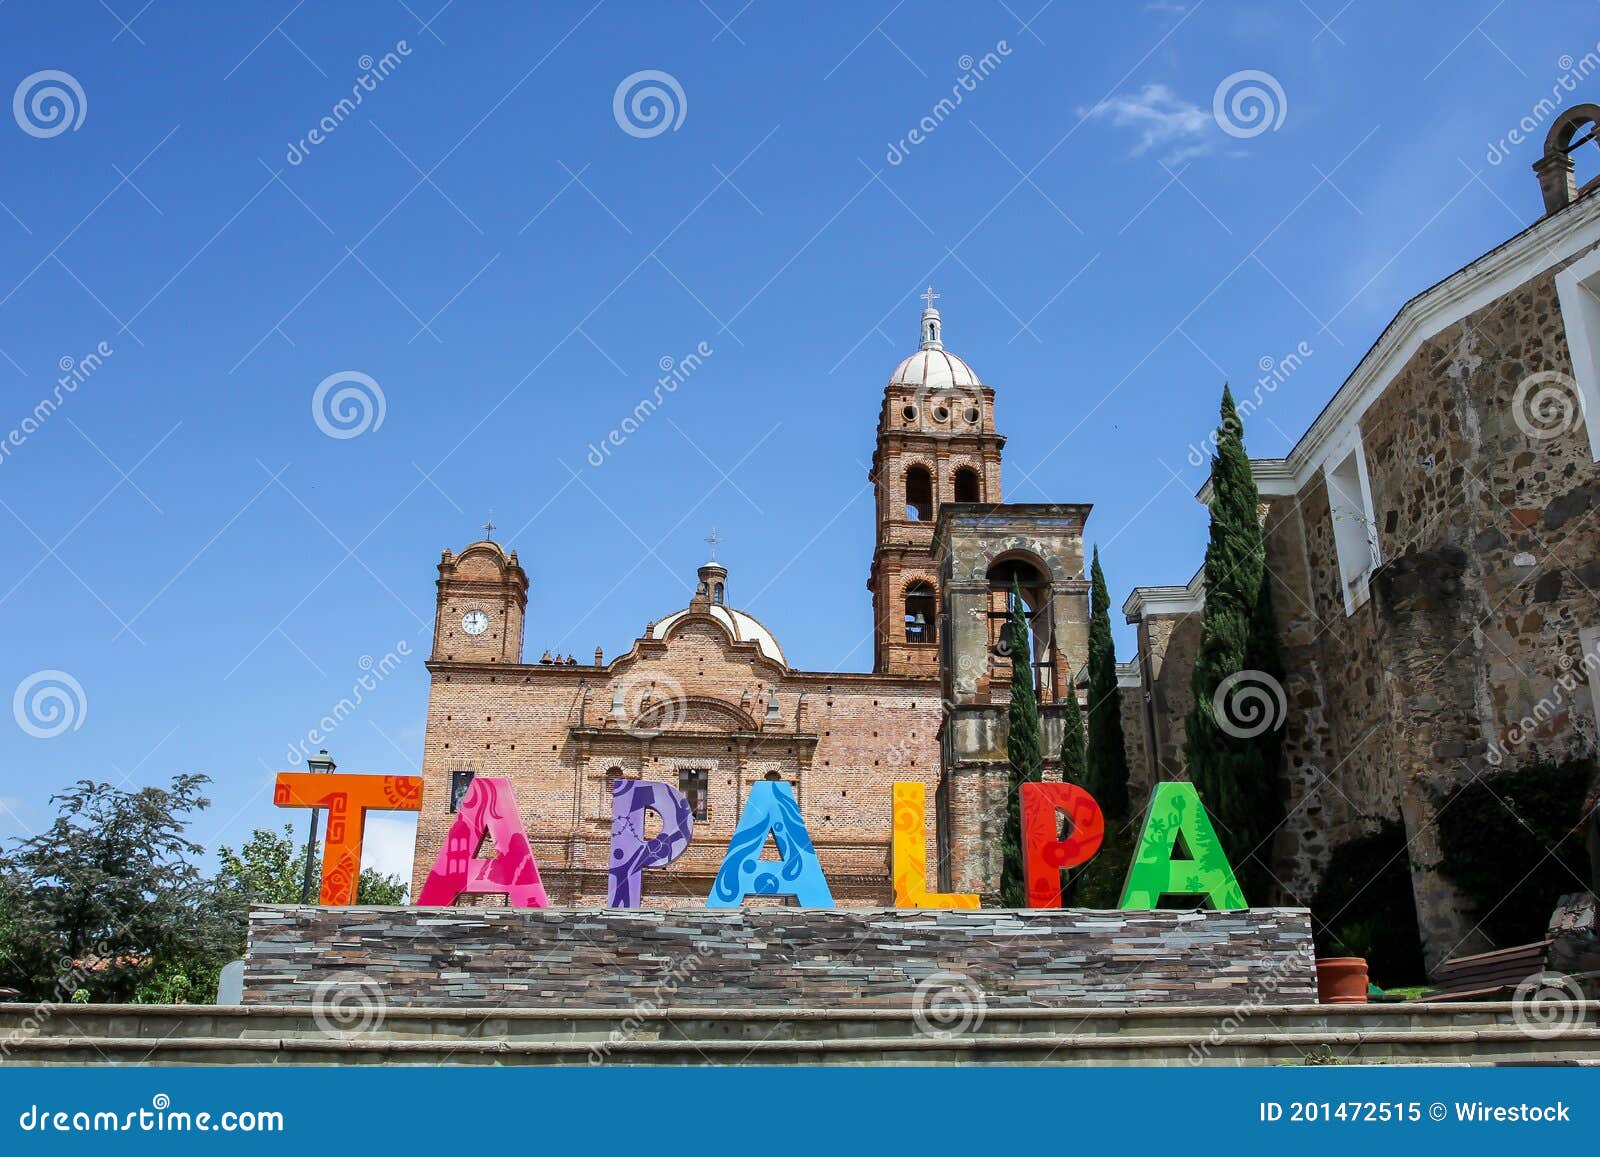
[361,812,418,894]
[1082,83,1217,164]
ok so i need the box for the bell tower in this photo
[867,289,1005,678]
[431,535,528,664]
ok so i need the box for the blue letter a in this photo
[707,780,834,908]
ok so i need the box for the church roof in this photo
[889,348,981,389]
[650,604,786,665]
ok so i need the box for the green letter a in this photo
[1119,781,1247,910]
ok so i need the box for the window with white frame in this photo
[1326,441,1380,613]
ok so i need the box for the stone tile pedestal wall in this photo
[243,905,1317,1008]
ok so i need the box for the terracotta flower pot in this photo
[1316,956,1370,1004]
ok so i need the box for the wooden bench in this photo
[1426,940,1552,1001]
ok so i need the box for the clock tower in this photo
[431,538,528,664]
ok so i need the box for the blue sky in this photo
[0,0,1594,879]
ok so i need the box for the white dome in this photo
[889,348,981,389]
[890,291,982,388]
[651,604,786,665]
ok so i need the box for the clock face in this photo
[461,610,489,636]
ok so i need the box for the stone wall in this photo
[1122,225,1600,970]
[243,904,1318,1008]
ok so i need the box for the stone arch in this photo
[986,549,1059,695]
[903,578,938,644]
[953,464,982,503]
[905,462,934,521]
[1535,103,1600,214]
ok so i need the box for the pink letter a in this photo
[416,777,550,907]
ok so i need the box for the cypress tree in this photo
[1085,547,1131,820]
[1056,675,1089,906]
[1184,385,1287,904]
[1059,675,1086,786]
[1000,576,1041,907]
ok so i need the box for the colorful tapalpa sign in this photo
[274,769,1246,911]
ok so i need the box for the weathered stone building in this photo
[1122,109,1600,967]
[413,294,1093,906]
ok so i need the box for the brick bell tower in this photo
[431,533,528,664]
[868,289,1005,678]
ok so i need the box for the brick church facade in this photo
[412,294,1094,906]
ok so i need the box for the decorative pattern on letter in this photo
[1021,781,1105,908]
[1119,781,1247,910]
[707,780,833,908]
[272,773,423,905]
[608,778,694,907]
[415,776,549,908]
[891,782,979,908]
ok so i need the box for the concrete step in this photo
[2,1001,1598,1065]
[8,1026,1600,1066]
[2,1001,1589,1044]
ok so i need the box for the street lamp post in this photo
[300,749,336,904]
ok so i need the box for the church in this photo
[412,112,1600,968]
[410,291,1108,906]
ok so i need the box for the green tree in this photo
[1056,675,1089,906]
[217,824,410,906]
[1001,576,1041,907]
[1184,385,1286,903]
[0,776,240,1004]
[1084,547,1131,820]
[1058,675,1087,786]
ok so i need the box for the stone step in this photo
[8,1026,1600,1066]
[0,1001,1580,1044]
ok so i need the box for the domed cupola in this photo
[650,546,787,666]
[888,286,982,389]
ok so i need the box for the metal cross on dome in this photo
[705,527,722,561]
[482,512,496,541]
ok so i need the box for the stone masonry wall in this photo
[243,904,1318,1008]
[1262,249,1600,964]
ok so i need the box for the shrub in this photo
[1435,759,1595,948]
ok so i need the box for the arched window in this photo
[904,581,937,644]
[905,464,933,521]
[711,582,725,605]
[954,466,981,503]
